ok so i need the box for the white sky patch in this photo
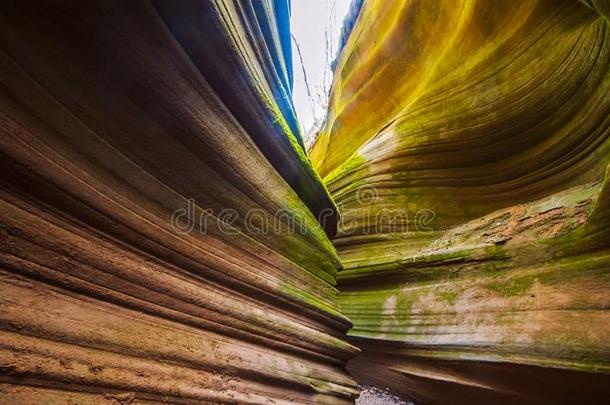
[290,0,353,148]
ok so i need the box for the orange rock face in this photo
[311,0,610,403]
[1,1,610,404]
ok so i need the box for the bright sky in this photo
[290,0,353,148]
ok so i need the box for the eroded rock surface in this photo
[0,1,356,403]
[1,1,610,404]
[312,0,610,403]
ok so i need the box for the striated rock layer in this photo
[0,1,357,403]
[3,0,610,404]
[312,0,610,403]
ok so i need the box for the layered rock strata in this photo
[2,0,610,403]
[311,0,610,403]
[0,1,356,403]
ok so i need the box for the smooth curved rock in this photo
[2,0,610,403]
[0,1,356,403]
[153,0,339,237]
[312,0,610,403]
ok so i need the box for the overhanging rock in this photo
[311,0,610,403]
[0,1,356,403]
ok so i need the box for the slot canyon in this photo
[0,1,609,404]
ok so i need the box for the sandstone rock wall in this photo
[2,1,610,404]
[311,0,610,403]
[0,1,356,403]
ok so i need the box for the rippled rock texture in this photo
[2,1,610,404]
[311,0,610,403]
[0,1,356,403]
